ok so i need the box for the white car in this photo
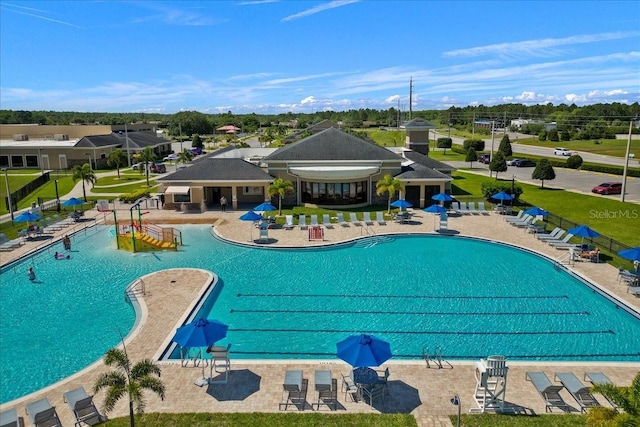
[506,158,521,166]
[163,154,179,162]
[131,161,153,170]
[554,147,571,156]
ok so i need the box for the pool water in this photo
[1,225,639,403]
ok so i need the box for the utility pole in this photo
[125,123,131,167]
[490,120,496,159]
[448,113,451,139]
[620,119,634,203]
[409,76,413,120]
[503,111,507,134]
[472,113,475,138]
[179,123,183,153]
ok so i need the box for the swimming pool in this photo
[1,225,639,403]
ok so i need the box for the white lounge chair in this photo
[26,398,62,427]
[547,233,575,247]
[458,202,471,214]
[554,372,601,413]
[627,286,640,296]
[64,386,103,426]
[336,213,349,227]
[310,215,319,227]
[450,202,461,214]
[298,215,308,230]
[283,215,295,230]
[349,212,362,226]
[375,211,386,225]
[536,228,563,240]
[363,212,374,226]
[505,211,525,222]
[511,216,535,228]
[525,372,570,413]
[468,201,479,214]
[341,372,359,402]
[322,214,334,229]
[0,407,18,427]
[53,213,74,227]
[476,202,489,215]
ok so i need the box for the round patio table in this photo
[352,367,378,386]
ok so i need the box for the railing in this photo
[544,212,633,254]
[125,278,146,301]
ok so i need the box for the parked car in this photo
[190,147,204,156]
[506,158,521,166]
[150,163,166,173]
[511,159,536,167]
[478,154,491,164]
[554,147,571,156]
[131,161,153,170]
[592,182,622,195]
[163,153,178,162]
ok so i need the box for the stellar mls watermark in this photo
[590,209,638,219]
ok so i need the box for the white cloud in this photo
[281,0,360,22]
[300,96,315,104]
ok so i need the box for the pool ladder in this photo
[423,345,445,369]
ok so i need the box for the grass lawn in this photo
[92,181,159,194]
[100,413,417,427]
[95,175,157,186]
[513,137,639,158]
[457,413,586,427]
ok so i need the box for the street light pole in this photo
[54,179,60,212]
[512,175,516,208]
[3,168,13,221]
[450,395,461,427]
[179,122,183,153]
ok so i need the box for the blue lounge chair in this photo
[26,398,62,427]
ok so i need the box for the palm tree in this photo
[587,372,640,426]
[135,147,157,186]
[93,348,165,427]
[107,149,128,179]
[376,174,404,214]
[72,163,97,202]
[177,148,193,165]
[268,178,294,215]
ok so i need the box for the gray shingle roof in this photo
[75,133,121,148]
[264,128,401,162]
[158,158,273,181]
[76,132,168,149]
[403,117,436,129]
[396,162,452,180]
[403,151,456,171]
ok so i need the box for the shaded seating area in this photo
[63,386,103,426]
[279,370,308,411]
[26,398,62,427]
[526,371,570,413]
[554,372,601,413]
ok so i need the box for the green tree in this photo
[587,372,640,427]
[538,129,548,141]
[191,134,203,149]
[134,147,157,186]
[94,348,165,427]
[177,148,193,165]
[107,148,128,179]
[465,147,478,168]
[561,129,571,141]
[498,135,512,157]
[566,154,583,169]
[268,178,294,215]
[376,174,404,214]
[72,163,96,202]
[437,137,453,155]
[489,151,507,179]
[532,158,555,188]
[548,128,560,141]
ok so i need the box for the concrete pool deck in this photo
[0,207,638,427]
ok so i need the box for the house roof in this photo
[264,127,400,162]
[75,133,122,148]
[158,158,274,182]
[76,132,168,149]
[403,151,456,171]
[396,162,452,180]
[402,117,436,129]
[282,120,341,142]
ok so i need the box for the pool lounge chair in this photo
[458,202,471,214]
[504,210,524,221]
[336,213,349,227]
[584,372,620,409]
[554,372,601,413]
[0,233,22,251]
[627,286,640,296]
[476,202,489,215]
[53,213,74,227]
[536,228,563,240]
[363,212,374,226]
[310,215,319,227]
[467,202,480,214]
[0,407,18,427]
[283,215,295,230]
[547,234,576,248]
[64,386,103,426]
[322,214,334,229]
[44,217,63,231]
[450,202,461,215]
[511,216,535,228]
[349,212,362,226]
[298,215,308,230]
[26,398,62,427]
[375,211,386,225]
[525,372,570,413]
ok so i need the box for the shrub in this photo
[463,138,485,152]
[566,154,583,169]
[480,181,523,202]
[437,137,453,154]
[119,189,151,203]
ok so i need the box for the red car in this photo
[592,182,622,195]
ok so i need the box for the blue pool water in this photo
[1,225,639,403]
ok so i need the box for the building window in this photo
[301,180,367,205]
[26,155,39,167]
[0,156,8,168]
[174,192,190,203]
[11,156,24,168]
[243,186,263,195]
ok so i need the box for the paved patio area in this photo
[1,206,638,427]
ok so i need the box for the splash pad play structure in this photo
[110,198,182,252]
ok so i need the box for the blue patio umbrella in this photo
[619,247,640,271]
[568,224,600,246]
[523,206,549,217]
[336,334,392,368]
[173,317,229,385]
[14,211,41,223]
[432,193,453,202]
[61,197,85,212]
[254,201,276,212]
[491,191,513,201]
[423,205,447,214]
[239,210,263,241]
[390,199,413,210]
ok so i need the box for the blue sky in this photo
[1,0,639,114]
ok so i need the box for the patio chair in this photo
[511,216,535,228]
[322,214,334,229]
[208,343,231,384]
[336,213,349,227]
[525,372,570,413]
[63,386,103,426]
[26,398,62,427]
[279,370,308,411]
[310,215,319,227]
[584,372,620,409]
[363,212,375,226]
[298,215,308,230]
[283,215,295,230]
[554,372,601,413]
[450,201,461,214]
[341,372,359,402]
[349,212,362,226]
[375,211,386,225]
[375,367,390,395]
[44,217,63,231]
[361,384,385,409]
[53,213,75,227]
[313,370,337,410]
[627,286,640,296]
[0,407,18,427]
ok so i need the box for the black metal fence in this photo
[545,212,632,254]
[4,172,50,212]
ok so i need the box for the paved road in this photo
[445,161,640,204]
[435,131,639,168]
